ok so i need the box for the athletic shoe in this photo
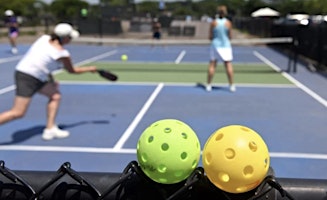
[11,47,18,54]
[229,84,236,92]
[42,125,70,140]
[206,85,212,92]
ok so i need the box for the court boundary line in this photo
[175,50,186,64]
[0,55,23,64]
[58,81,296,88]
[1,145,327,160]
[97,61,269,65]
[0,85,16,95]
[254,51,327,108]
[113,83,164,151]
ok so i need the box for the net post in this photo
[287,36,298,73]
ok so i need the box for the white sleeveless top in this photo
[16,35,70,81]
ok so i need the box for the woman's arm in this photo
[59,57,97,74]
[209,21,216,40]
[226,20,232,40]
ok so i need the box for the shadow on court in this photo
[0,120,110,145]
[196,83,230,92]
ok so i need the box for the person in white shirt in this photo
[0,23,97,140]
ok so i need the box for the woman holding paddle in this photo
[0,23,97,140]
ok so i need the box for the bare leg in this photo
[224,61,236,92]
[39,82,70,140]
[224,61,234,85]
[9,35,18,54]
[38,82,61,129]
[46,93,61,129]
[9,37,16,48]
[207,60,217,85]
[0,96,31,124]
[206,60,217,91]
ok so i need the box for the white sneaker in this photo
[11,47,18,54]
[42,125,70,140]
[229,84,236,92]
[206,85,212,92]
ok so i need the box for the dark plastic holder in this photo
[30,162,101,200]
[0,160,36,199]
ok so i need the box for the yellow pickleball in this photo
[202,125,270,193]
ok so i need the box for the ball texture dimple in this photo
[137,119,201,184]
[202,125,270,193]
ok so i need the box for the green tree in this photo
[50,0,89,22]
[242,0,268,16]
[273,0,305,15]
[303,0,327,15]
[0,0,36,17]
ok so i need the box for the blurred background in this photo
[1,0,327,71]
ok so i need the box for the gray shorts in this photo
[15,71,47,97]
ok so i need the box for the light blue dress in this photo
[211,18,231,48]
[210,17,233,61]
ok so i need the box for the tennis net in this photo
[73,36,293,46]
[72,36,296,73]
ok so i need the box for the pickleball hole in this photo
[225,148,235,159]
[243,165,254,177]
[205,152,212,164]
[148,136,154,143]
[192,160,197,168]
[164,127,172,133]
[249,141,257,152]
[158,164,167,173]
[161,143,169,151]
[264,158,268,168]
[241,126,250,132]
[180,152,187,160]
[181,132,187,139]
[215,133,223,141]
[219,173,230,182]
[141,153,148,162]
[174,170,184,177]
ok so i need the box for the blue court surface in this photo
[0,40,326,181]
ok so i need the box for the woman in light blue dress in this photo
[207,5,235,92]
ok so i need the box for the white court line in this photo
[113,83,164,151]
[0,55,23,64]
[270,152,327,160]
[254,51,327,108]
[175,50,186,64]
[0,145,136,154]
[0,145,327,160]
[0,56,22,95]
[52,50,118,75]
[75,50,118,66]
[59,81,295,88]
[0,85,16,95]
